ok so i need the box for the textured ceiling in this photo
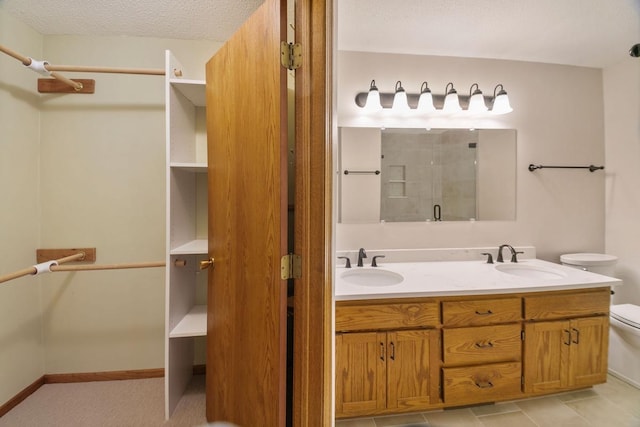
[1,0,639,68]
[0,0,264,41]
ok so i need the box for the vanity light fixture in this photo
[354,80,513,115]
[391,81,410,112]
[442,82,462,113]
[467,83,488,113]
[491,84,513,114]
[363,79,383,112]
[416,81,436,112]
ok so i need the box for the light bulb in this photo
[467,83,488,113]
[491,84,513,114]
[363,79,382,112]
[417,81,435,113]
[391,80,410,112]
[442,82,462,113]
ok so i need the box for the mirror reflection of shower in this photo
[338,128,517,223]
[380,128,478,222]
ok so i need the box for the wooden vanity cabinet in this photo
[523,288,610,394]
[441,297,524,405]
[335,287,611,418]
[335,301,440,418]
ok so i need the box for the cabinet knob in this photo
[199,258,215,270]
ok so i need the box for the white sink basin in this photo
[495,263,567,280]
[340,268,404,287]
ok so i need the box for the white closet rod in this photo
[0,43,169,92]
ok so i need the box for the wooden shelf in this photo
[170,305,207,338]
[170,79,206,106]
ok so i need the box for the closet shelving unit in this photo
[164,50,208,418]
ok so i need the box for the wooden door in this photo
[205,0,332,424]
[205,0,289,424]
[386,329,439,410]
[523,320,570,393]
[569,316,609,387]
[335,332,387,417]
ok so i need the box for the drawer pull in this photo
[475,341,494,349]
[474,380,494,389]
[563,329,572,346]
[572,328,580,344]
[380,342,385,361]
[475,309,494,316]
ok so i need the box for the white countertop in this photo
[335,258,622,301]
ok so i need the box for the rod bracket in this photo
[36,248,96,263]
[38,78,95,94]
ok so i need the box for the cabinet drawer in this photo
[524,288,610,320]
[443,362,522,404]
[443,324,522,366]
[442,298,521,326]
[336,302,439,332]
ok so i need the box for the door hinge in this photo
[280,42,302,70]
[281,253,302,280]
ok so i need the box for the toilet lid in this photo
[560,253,618,266]
[610,304,640,329]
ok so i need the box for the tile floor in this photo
[336,375,640,427]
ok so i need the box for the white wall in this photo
[336,51,606,262]
[604,58,640,306]
[0,9,45,407]
[0,13,221,403]
[339,127,381,222]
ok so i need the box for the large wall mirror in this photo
[338,127,516,223]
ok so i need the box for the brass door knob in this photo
[199,258,215,270]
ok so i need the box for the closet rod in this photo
[44,64,165,76]
[0,252,85,285]
[0,43,83,91]
[0,43,168,92]
[51,261,166,272]
[0,44,165,76]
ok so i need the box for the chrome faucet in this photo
[357,248,367,267]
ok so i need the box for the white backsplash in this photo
[336,246,537,265]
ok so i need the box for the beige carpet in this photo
[0,375,207,427]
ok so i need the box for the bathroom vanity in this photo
[334,258,619,418]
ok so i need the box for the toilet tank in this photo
[560,253,618,277]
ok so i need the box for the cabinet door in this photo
[523,320,570,393]
[524,316,609,393]
[335,332,387,417]
[387,329,439,410]
[569,316,609,387]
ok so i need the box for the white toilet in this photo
[561,253,640,388]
